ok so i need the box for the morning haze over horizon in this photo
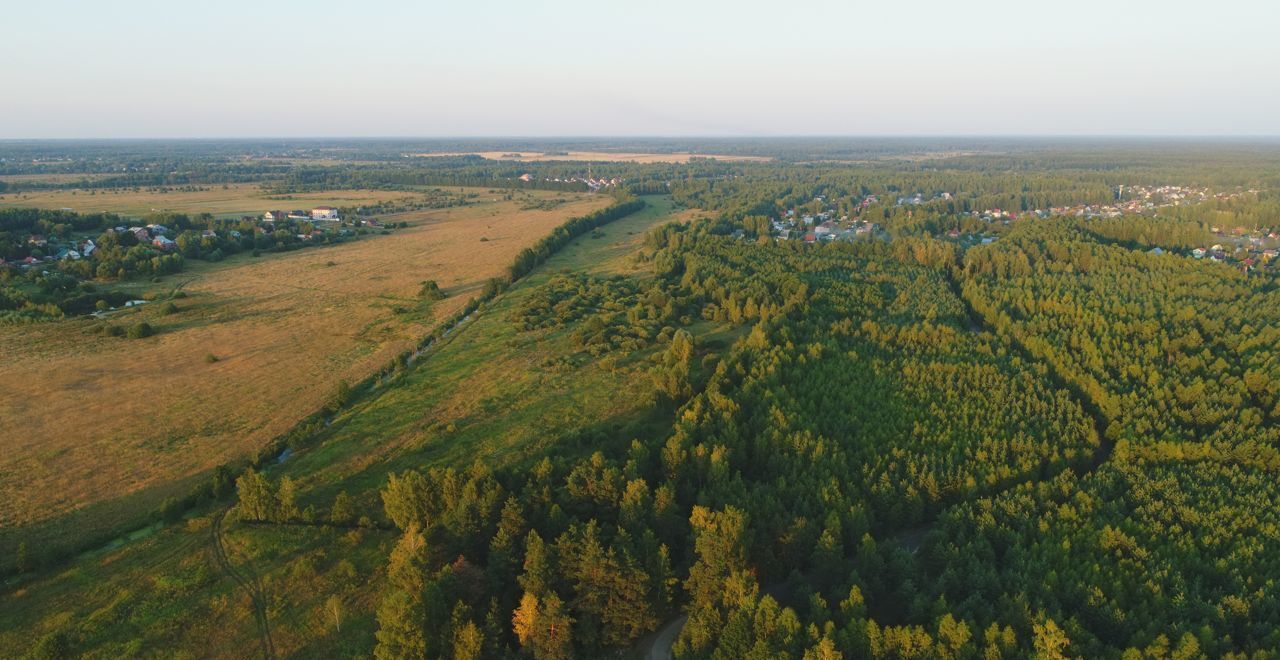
[3,0,1278,139]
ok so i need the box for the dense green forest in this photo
[6,140,1280,658]
[343,204,1280,656]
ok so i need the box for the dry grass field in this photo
[0,195,685,658]
[0,183,415,217]
[0,190,611,558]
[419,150,772,163]
[0,173,117,184]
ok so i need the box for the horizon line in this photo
[4,134,1280,142]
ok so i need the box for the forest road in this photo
[642,614,688,660]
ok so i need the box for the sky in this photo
[2,0,1278,138]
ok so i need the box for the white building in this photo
[311,206,339,221]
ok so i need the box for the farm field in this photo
[0,183,415,217]
[0,173,117,184]
[0,195,696,658]
[0,189,611,562]
[419,150,773,163]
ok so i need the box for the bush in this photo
[105,325,124,337]
[127,322,154,339]
[418,280,446,301]
[160,302,178,315]
[204,353,219,363]
[159,497,184,523]
[95,299,109,311]
[326,379,352,413]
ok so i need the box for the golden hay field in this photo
[0,190,611,555]
[0,173,117,184]
[0,183,414,217]
[419,150,772,163]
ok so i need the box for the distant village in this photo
[3,205,373,272]
[772,195,887,244]
[517,173,622,191]
[941,185,1260,223]
[927,185,1278,272]
[761,186,1278,273]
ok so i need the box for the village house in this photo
[152,236,177,251]
[311,206,339,221]
[263,210,288,223]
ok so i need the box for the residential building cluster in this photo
[959,185,1259,223]
[772,204,883,244]
[516,173,621,190]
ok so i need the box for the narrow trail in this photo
[211,507,275,660]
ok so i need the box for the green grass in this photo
[282,195,688,507]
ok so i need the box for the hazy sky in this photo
[3,0,1277,138]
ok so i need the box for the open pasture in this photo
[0,190,611,559]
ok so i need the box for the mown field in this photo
[419,150,772,163]
[0,189,611,563]
[0,195,697,658]
[0,183,415,217]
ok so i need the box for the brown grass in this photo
[0,183,415,217]
[0,190,611,554]
[0,173,117,184]
[418,150,772,163]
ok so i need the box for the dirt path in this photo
[211,507,275,659]
[633,614,687,660]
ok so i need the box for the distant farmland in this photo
[0,183,414,217]
[418,150,773,163]
[0,189,611,560]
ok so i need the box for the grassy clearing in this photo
[0,514,393,658]
[281,196,697,503]
[0,190,610,562]
[0,195,698,657]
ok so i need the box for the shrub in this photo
[418,280,446,301]
[204,353,219,363]
[159,497,184,523]
[160,302,178,315]
[127,322,154,339]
